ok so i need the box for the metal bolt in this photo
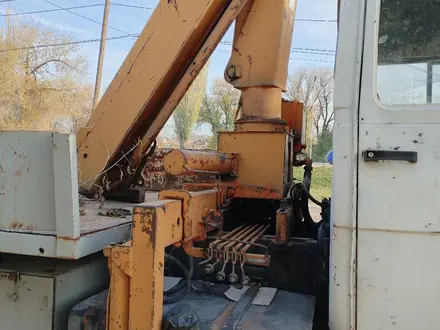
[229,272,238,284]
[225,65,242,82]
[216,271,226,282]
[368,152,374,158]
[226,66,236,79]
[204,264,215,274]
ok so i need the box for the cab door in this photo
[357,0,440,329]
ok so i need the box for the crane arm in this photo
[76,0,250,192]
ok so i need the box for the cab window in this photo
[376,0,440,106]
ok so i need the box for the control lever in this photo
[240,255,250,286]
[229,252,238,284]
[204,254,220,275]
[216,251,228,281]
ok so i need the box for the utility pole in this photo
[92,0,111,111]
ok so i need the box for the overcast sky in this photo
[0,0,337,135]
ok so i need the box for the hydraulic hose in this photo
[163,254,194,305]
[289,182,320,238]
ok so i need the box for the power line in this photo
[217,48,335,57]
[0,2,155,18]
[0,2,335,26]
[0,4,103,17]
[112,3,154,10]
[43,0,131,35]
[0,33,138,53]
[290,57,334,64]
[295,18,337,23]
[219,41,335,55]
[0,26,336,61]
[293,47,335,53]
[216,48,335,60]
[293,50,335,56]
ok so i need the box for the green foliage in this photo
[311,130,333,162]
[293,166,332,200]
[198,79,240,149]
[172,63,209,148]
[0,18,91,131]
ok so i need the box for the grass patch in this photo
[293,166,332,200]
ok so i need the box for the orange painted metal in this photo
[225,0,296,92]
[218,131,288,199]
[104,200,183,330]
[158,189,220,240]
[281,100,304,133]
[106,259,129,330]
[234,120,287,132]
[275,206,292,244]
[240,87,283,119]
[163,149,238,176]
[230,184,284,199]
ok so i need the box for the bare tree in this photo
[199,79,240,148]
[172,63,209,148]
[285,68,320,116]
[314,70,334,136]
[285,68,334,137]
[0,18,91,131]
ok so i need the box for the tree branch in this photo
[30,59,75,77]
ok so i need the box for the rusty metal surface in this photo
[158,189,220,240]
[201,224,271,271]
[234,120,287,132]
[143,148,216,190]
[163,149,238,176]
[79,201,133,235]
[275,202,293,245]
[230,183,283,199]
[281,100,304,133]
[105,200,184,330]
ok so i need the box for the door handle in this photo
[363,150,417,163]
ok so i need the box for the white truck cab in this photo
[332,0,440,328]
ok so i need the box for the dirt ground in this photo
[309,202,322,221]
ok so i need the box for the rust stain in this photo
[57,235,80,245]
[211,302,236,329]
[7,272,20,283]
[137,208,157,247]
[276,210,288,244]
[10,220,24,229]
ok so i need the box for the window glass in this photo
[376,0,440,106]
